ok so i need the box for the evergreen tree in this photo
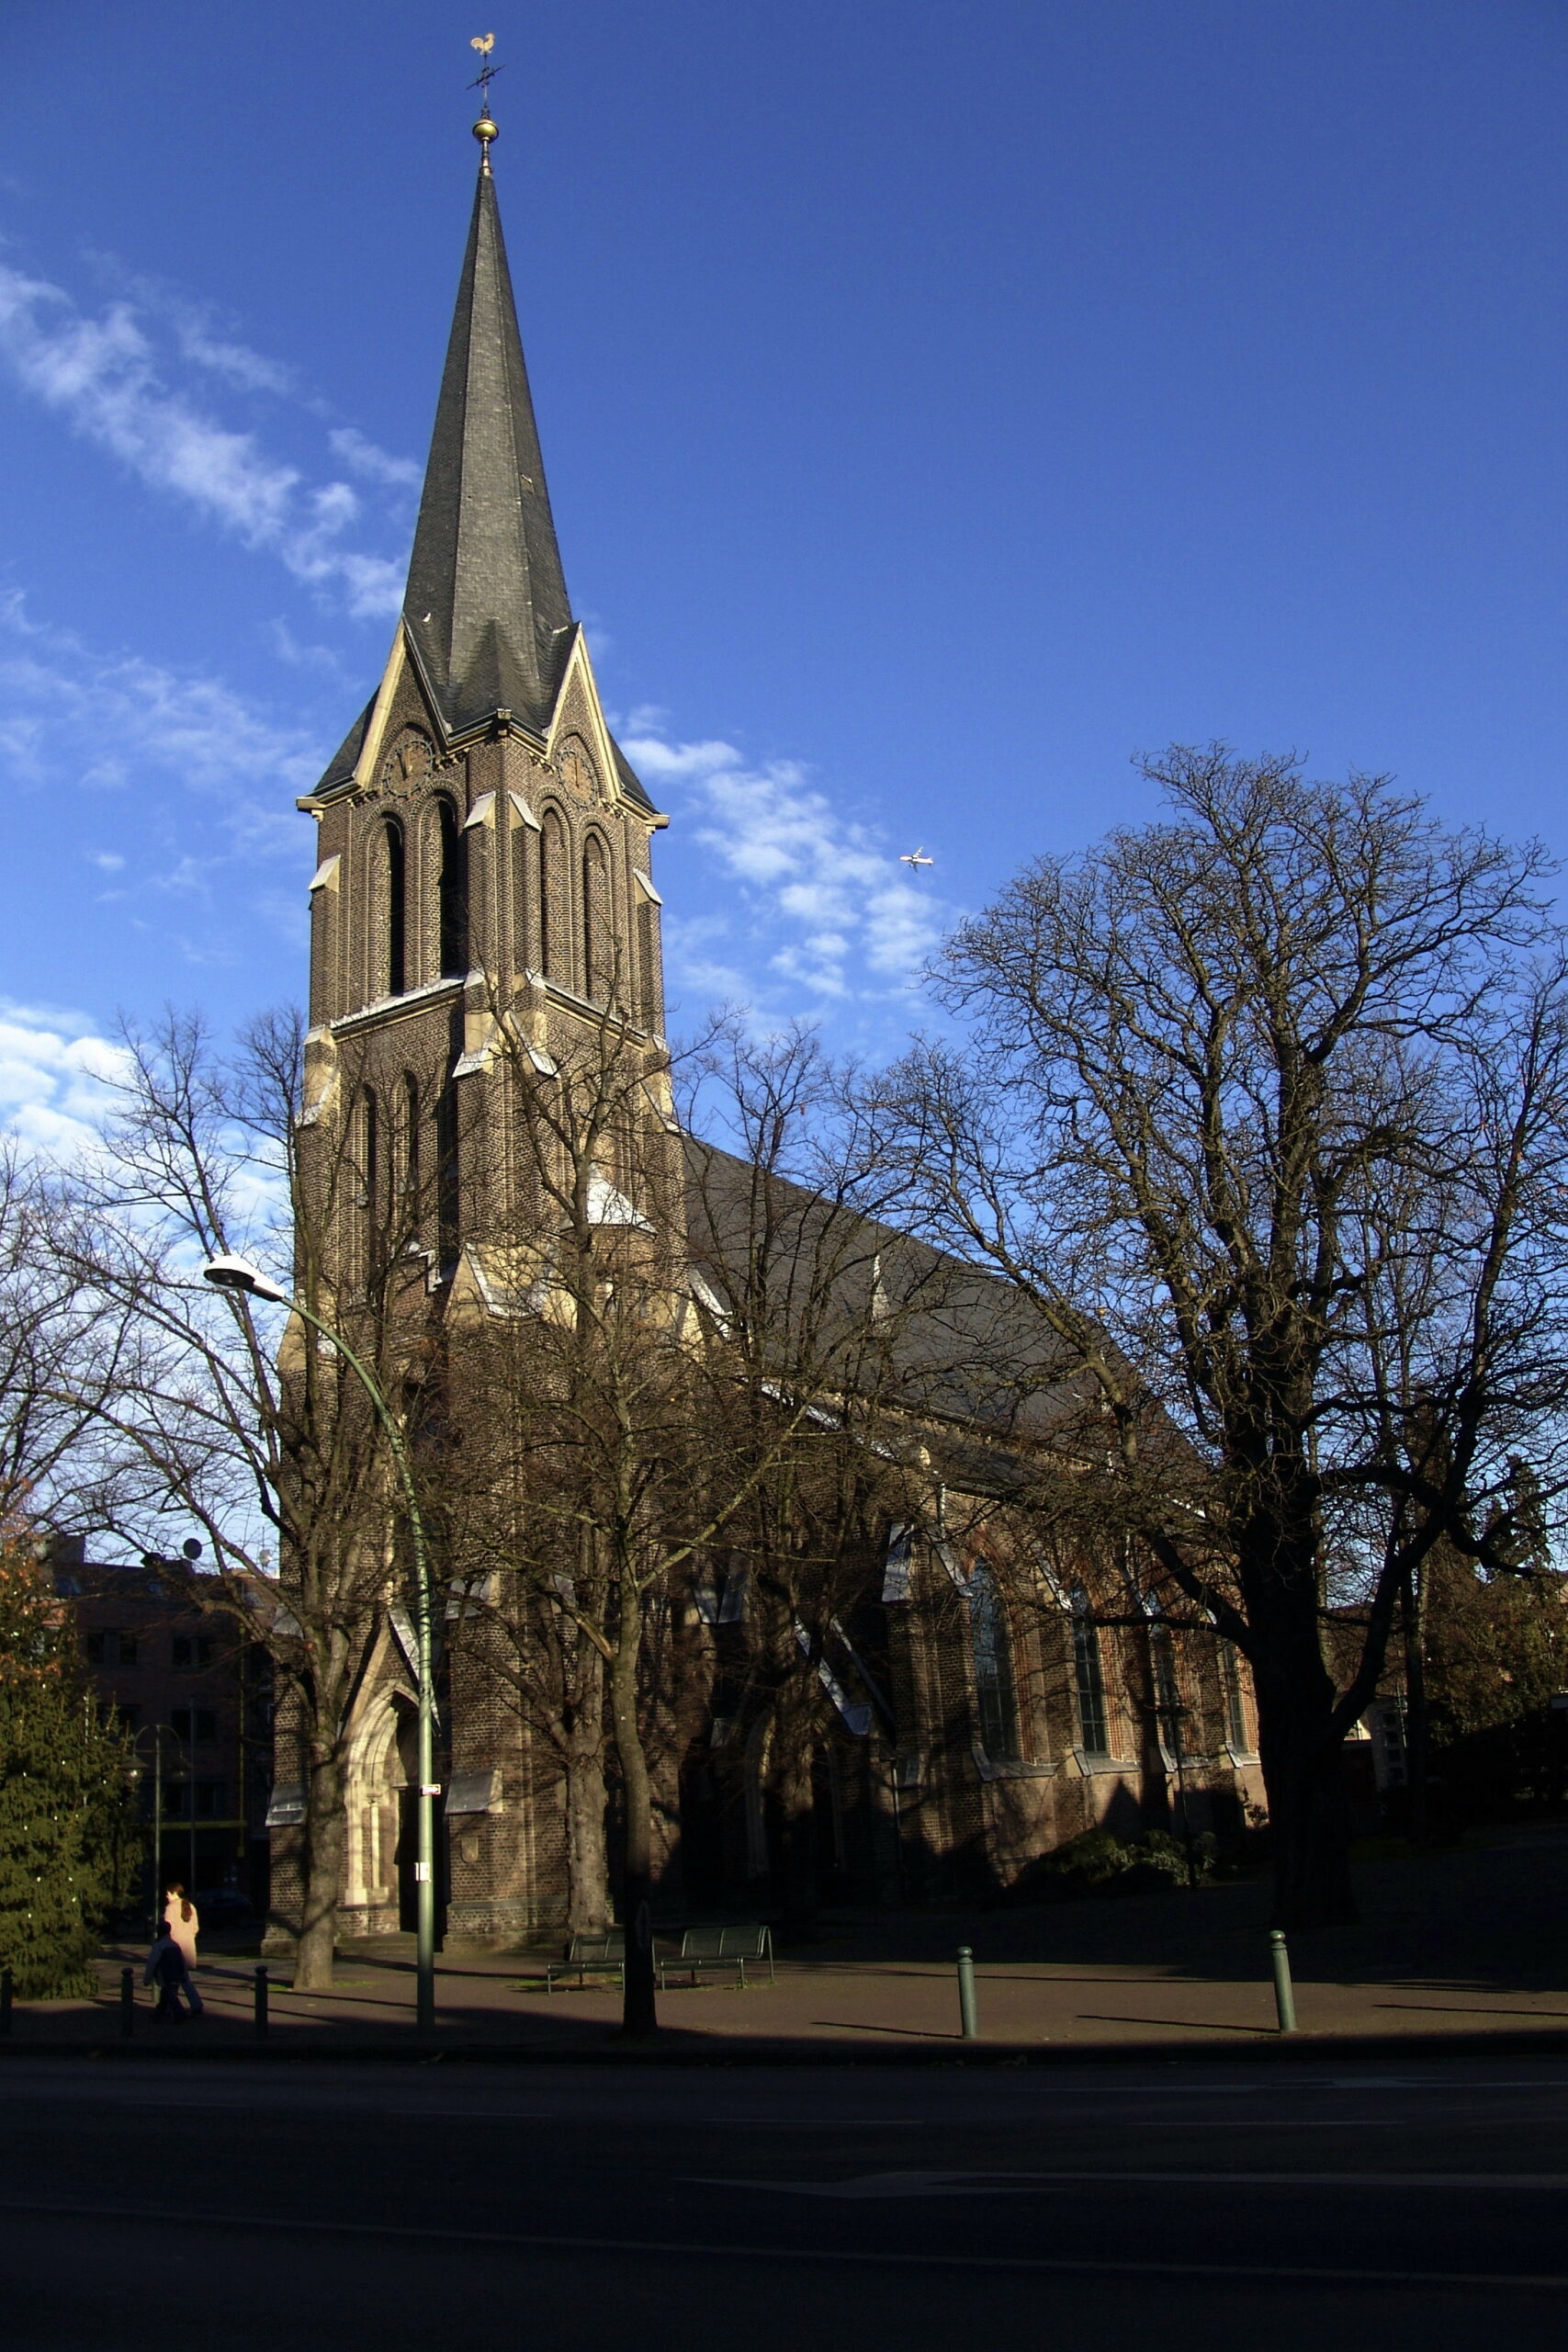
[0,1539,136,1998]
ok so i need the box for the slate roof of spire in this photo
[402,163,574,738]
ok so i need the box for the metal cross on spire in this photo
[468,32,505,168]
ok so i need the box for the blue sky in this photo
[1,1,1565,1143]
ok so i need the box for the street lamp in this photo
[200,1253,438,2034]
[130,1722,189,1930]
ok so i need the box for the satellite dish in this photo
[182,1538,203,1562]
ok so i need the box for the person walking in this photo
[144,1921,189,2023]
[161,1884,204,2016]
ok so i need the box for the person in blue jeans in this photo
[162,1885,204,2015]
[144,1923,190,2021]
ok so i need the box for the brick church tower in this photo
[298,128,669,1203]
[285,121,678,1939]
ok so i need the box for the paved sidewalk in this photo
[6,1820,1565,2056]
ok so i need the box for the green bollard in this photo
[1269,1928,1298,2033]
[956,1945,978,2040]
[119,1965,135,2038]
[0,1966,12,2037]
[254,1965,268,2041]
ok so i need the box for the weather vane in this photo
[468,33,505,168]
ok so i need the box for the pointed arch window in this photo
[539,806,570,987]
[968,1564,1021,1763]
[1149,1610,1185,1761]
[369,818,406,1001]
[582,831,613,1003]
[1220,1639,1250,1752]
[397,1073,422,1240]
[436,798,466,978]
[1070,1589,1110,1758]
[355,1085,381,1287]
[435,1083,460,1270]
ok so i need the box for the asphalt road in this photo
[1,2052,1565,2349]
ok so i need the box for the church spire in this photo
[402,118,574,739]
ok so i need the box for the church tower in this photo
[297,118,670,1282]
[285,111,680,1939]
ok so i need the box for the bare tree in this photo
[448,1010,939,2029]
[869,749,1568,1926]
[0,1142,141,1524]
[57,1007,450,1987]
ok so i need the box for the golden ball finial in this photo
[473,113,499,145]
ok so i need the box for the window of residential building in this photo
[171,1635,214,1670]
[1070,1591,1110,1757]
[171,1708,217,1745]
[85,1630,137,1668]
[194,1780,227,1818]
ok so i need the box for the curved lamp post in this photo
[200,1253,437,2034]
[129,1721,189,1932]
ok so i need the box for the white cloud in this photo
[330,425,421,490]
[622,722,955,1021]
[1,590,321,807]
[0,593,321,958]
[0,258,406,619]
[0,1001,127,1161]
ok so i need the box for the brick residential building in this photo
[51,1538,273,1913]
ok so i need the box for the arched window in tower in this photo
[355,1085,380,1286]
[367,818,405,1001]
[397,1073,421,1240]
[581,831,613,1003]
[436,798,467,978]
[434,1082,460,1270]
[1069,1589,1111,1758]
[386,820,405,996]
[968,1564,1021,1763]
[539,806,570,988]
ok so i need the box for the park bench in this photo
[541,1929,625,1992]
[658,1923,774,1990]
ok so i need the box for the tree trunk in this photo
[295,1744,344,1989]
[1401,1562,1432,1844]
[773,1733,818,1932]
[609,1603,658,2038]
[564,1702,610,1936]
[1256,1691,1356,1929]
